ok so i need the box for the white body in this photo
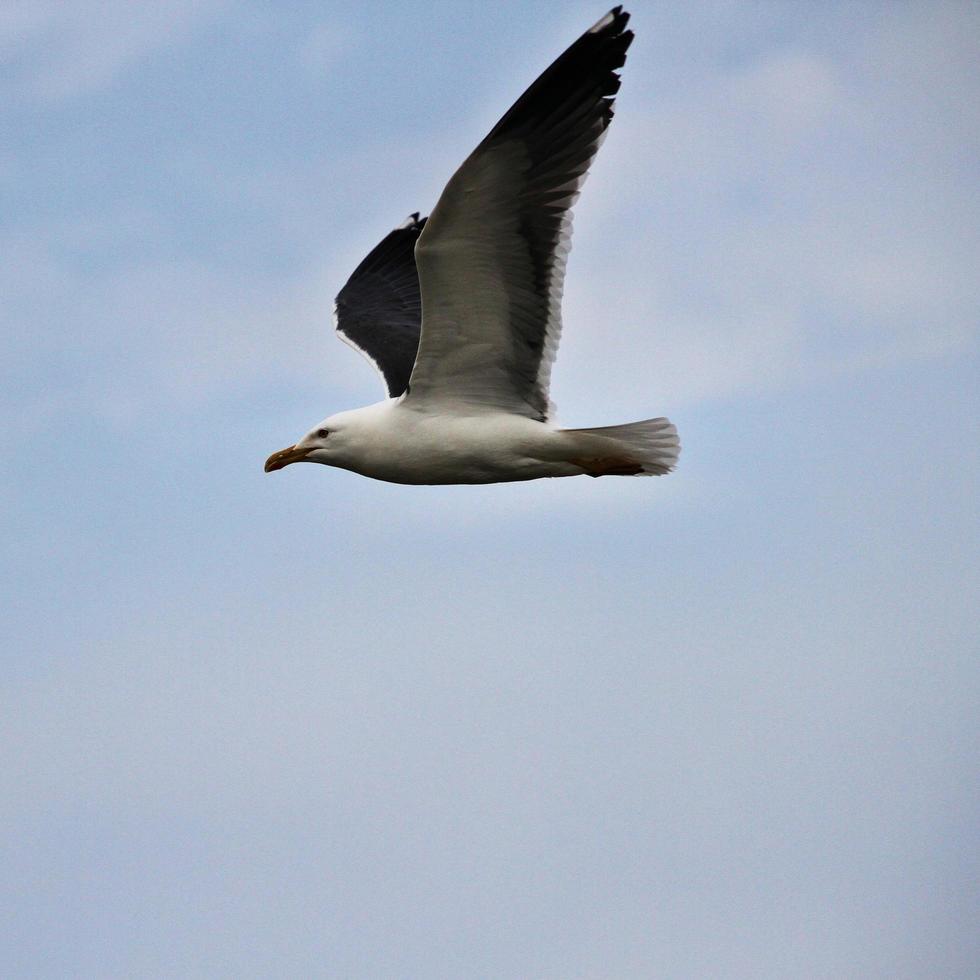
[291,400,677,485]
[309,401,577,484]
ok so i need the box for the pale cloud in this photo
[4,3,976,435]
[2,8,977,975]
[297,22,350,80]
[728,50,841,134]
[1,0,229,103]
[557,4,979,414]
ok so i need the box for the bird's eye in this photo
[316,429,329,439]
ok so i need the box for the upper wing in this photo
[406,7,634,421]
[334,213,427,398]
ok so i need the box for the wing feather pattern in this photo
[334,213,426,398]
[407,7,634,420]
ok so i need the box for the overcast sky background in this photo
[2,1,978,977]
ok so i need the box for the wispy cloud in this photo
[0,0,229,103]
[2,8,978,976]
[557,3,979,415]
[3,3,976,433]
[297,21,351,80]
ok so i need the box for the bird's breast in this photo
[340,408,562,485]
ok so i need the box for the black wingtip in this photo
[397,211,425,230]
[481,6,635,151]
[589,6,630,36]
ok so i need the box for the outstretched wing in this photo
[334,213,427,398]
[406,7,633,421]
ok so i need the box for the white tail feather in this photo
[562,417,680,477]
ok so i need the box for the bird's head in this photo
[264,414,346,472]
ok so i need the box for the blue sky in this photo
[2,2,978,976]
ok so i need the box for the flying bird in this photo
[265,7,679,485]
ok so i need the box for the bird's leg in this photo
[572,456,644,477]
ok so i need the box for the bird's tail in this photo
[561,417,680,477]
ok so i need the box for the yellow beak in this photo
[264,444,313,472]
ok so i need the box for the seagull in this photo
[265,6,679,485]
